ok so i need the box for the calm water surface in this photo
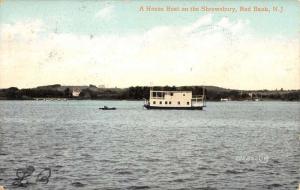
[0,101,299,189]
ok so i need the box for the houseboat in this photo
[144,90,206,110]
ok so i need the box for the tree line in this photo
[0,85,299,101]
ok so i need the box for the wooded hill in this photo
[0,84,299,101]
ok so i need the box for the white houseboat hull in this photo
[144,104,204,110]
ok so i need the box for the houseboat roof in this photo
[150,90,192,93]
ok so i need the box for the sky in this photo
[0,0,299,90]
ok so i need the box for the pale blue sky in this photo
[0,1,299,89]
[1,0,299,37]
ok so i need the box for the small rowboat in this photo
[99,106,116,110]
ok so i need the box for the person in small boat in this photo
[100,106,116,110]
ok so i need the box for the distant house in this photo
[68,86,89,97]
[72,88,81,97]
[248,93,253,98]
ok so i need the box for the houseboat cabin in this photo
[144,90,206,110]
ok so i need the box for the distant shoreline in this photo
[1,99,299,102]
[0,84,299,101]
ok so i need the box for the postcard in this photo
[0,0,299,189]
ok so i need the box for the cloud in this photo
[182,14,212,34]
[0,16,299,89]
[1,20,45,42]
[95,5,114,21]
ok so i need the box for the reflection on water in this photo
[0,101,299,189]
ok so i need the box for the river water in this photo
[0,101,299,189]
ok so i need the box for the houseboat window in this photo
[157,92,163,97]
[169,101,171,104]
[165,101,168,104]
[153,101,156,104]
[170,93,173,96]
[152,92,156,97]
[177,101,180,105]
[159,101,162,104]
[187,102,190,105]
